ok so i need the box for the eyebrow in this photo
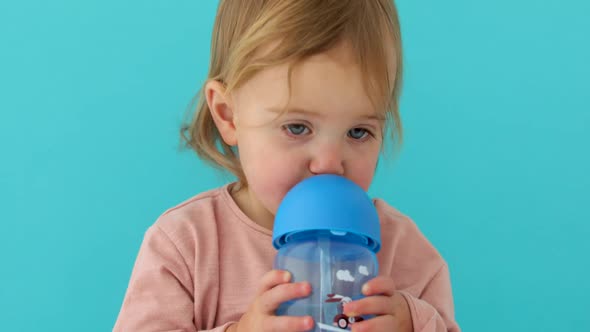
[266,106,385,121]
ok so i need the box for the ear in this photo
[205,80,238,146]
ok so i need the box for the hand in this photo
[342,276,413,332]
[228,270,314,332]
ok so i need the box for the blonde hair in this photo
[181,0,404,184]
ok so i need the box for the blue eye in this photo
[284,124,310,136]
[348,128,370,140]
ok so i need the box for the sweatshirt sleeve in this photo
[399,264,460,332]
[113,226,236,332]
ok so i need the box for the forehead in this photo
[233,42,389,119]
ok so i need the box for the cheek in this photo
[262,156,307,204]
[239,140,307,212]
[352,166,376,191]
[347,148,380,191]
[240,139,302,177]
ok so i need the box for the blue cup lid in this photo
[272,175,381,253]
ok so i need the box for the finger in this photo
[343,295,395,316]
[350,314,396,332]
[263,315,315,332]
[256,270,292,296]
[362,276,396,296]
[258,281,312,313]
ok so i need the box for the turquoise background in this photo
[1,0,588,330]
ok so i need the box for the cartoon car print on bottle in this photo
[325,293,364,329]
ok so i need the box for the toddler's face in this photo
[223,42,384,228]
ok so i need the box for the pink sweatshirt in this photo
[113,184,460,331]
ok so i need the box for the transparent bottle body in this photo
[274,231,378,331]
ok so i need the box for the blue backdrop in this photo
[1,0,588,330]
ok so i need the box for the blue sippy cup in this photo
[273,174,381,331]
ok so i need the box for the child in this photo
[114,0,460,331]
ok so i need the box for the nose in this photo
[308,141,345,176]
